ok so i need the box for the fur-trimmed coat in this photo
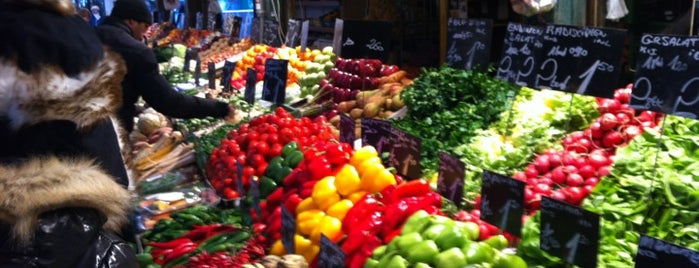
[0,0,137,266]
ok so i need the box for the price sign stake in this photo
[540,197,600,268]
[480,170,525,237]
[319,234,345,268]
[438,152,466,208]
[281,206,296,254]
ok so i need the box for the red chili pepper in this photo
[266,188,284,208]
[378,184,397,204]
[390,179,431,201]
[342,194,381,233]
[380,198,412,236]
[162,242,198,264]
[147,238,193,248]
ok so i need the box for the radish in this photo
[587,152,609,168]
[534,183,552,195]
[583,184,595,195]
[590,121,604,138]
[547,152,563,167]
[566,173,584,187]
[598,165,612,177]
[602,131,624,147]
[585,177,599,186]
[600,113,618,131]
[572,157,588,169]
[551,167,567,184]
[614,88,631,103]
[577,138,593,152]
[563,165,579,175]
[513,171,527,182]
[534,154,551,173]
[551,190,566,201]
[563,186,585,205]
[578,165,596,179]
[598,99,621,114]
[616,112,632,125]
[539,177,553,186]
[623,125,643,139]
[525,165,539,178]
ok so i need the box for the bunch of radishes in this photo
[318,58,400,103]
[515,84,663,211]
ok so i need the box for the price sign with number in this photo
[300,20,310,51]
[630,34,699,118]
[536,25,583,91]
[339,113,355,144]
[334,19,392,62]
[361,118,392,155]
[286,19,301,47]
[319,234,345,268]
[576,27,626,98]
[635,234,699,268]
[262,59,288,105]
[281,206,296,254]
[221,61,236,91]
[445,18,493,71]
[540,197,600,268]
[496,23,545,87]
[480,170,525,237]
[251,17,282,47]
[388,128,422,179]
[438,152,465,207]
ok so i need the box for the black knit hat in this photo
[111,0,152,24]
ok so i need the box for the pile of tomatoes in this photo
[206,108,336,199]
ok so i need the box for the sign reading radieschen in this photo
[437,152,466,207]
[630,34,699,119]
[540,197,600,268]
[496,23,545,87]
[445,18,493,71]
[480,170,525,237]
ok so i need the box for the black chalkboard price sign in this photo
[496,23,545,87]
[286,19,301,48]
[360,118,392,155]
[535,25,626,98]
[635,234,699,268]
[221,61,236,91]
[251,17,282,47]
[207,62,216,89]
[540,197,600,268]
[319,234,345,268]
[437,152,466,208]
[339,113,355,144]
[388,128,422,179]
[194,57,201,86]
[445,18,493,72]
[228,16,242,43]
[630,34,699,119]
[300,20,310,51]
[245,68,257,105]
[249,176,262,217]
[480,170,525,237]
[334,19,392,62]
[262,59,288,105]
[281,206,296,254]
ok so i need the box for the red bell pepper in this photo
[390,179,431,201]
[284,193,303,214]
[342,194,381,233]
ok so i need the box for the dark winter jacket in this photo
[96,16,229,132]
[0,0,137,266]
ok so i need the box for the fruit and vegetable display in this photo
[122,37,699,268]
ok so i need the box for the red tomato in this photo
[250,154,265,166]
[270,143,283,156]
[256,142,270,157]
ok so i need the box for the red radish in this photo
[566,173,585,187]
[638,111,656,122]
[583,184,595,195]
[513,171,527,182]
[641,121,657,129]
[562,152,578,166]
[525,165,539,178]
[539,177,553,186]
[570,131,585,141]
[598,165,612,177]
[616,112,632,125]
[585,177,599,186]
[528,194,542,210]
[588,151,610,168]
[571,157,588,169]
[564,186,585,205]
[548,152,563,167]
[551,190,566,201]
[578,138,593,151]
[623,125,643,139]
[551,167,567,184]
[526,177,538,186]
[534,155,551,173]
[600,113,618,131]
[590,122,604,138]
[602,131,624,147]
[563,165,579,175]
[598,99,622,114]
[524,188,535,201]
[562,136,576,147]
[578,165,596,179]
[471,209,481,219]
[614,89,631,103]
[534,183,552,195]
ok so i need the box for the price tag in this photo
[319,234,345,268]
[388,128,422,179]
[339,113,355,144]
[300,20,310,52]
[236,162,244,198]
[480,170,525,237]
[286,19,301,48]
[360,118,392,155]
[194,57,201,86]
[220,61,236,91]
[630,34,699,118]
[496,23,545,87]
[262,59,288,105]
[245,68,257,105]
[251,17,282,47]
[445,18,493,71]
[540,197,600,268]
[535,25,626,97]
[249,176,261,217]
[208,62,216,89]
[635,234,699,268]
[437,152,465,208]
[336,19,392,62]
[281,206,296,254]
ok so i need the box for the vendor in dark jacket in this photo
[0,0,137,266]
[96,0,237,133]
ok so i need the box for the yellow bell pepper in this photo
[296,197,317,214]
[347,191,367,203]
[297,209,325,235]
[309,215,343,244]
[269,235,313,257]
[358,161,396,192]
[355,156,382,176]
[311,176,341,211]
[302,244,320,263]
[334,164,361,197]
[350,146,379,167]
[326,199,353,220]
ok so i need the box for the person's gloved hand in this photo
[224,105,244,124]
